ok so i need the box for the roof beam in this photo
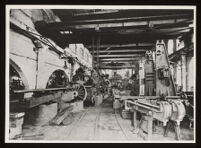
[100,61,137,63]
[91,49,147,54]
[99,58,140,62]
[72,13,192,24]
[100,62,137,67]
[94,54,142,58]
[115,27,192,35]
[85,43,154,49]
[99,66,136,69]
[73,10,119,16]
[67,18,190,29]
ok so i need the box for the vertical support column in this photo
[164,39,169,54]
[35,48,39,89]
[181,52,187,91]
[132,110,138,133]
[33,40,46,89]
[172,39,177,86]
[70,61,74,81]
[37,47,47,89]
[173,39,177,52]
[173,63,177,88]
[92,35,95,68]
[96,33,101,72]
[139,58,145,96]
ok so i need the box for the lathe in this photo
[10,83,87,111]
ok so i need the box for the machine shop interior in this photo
[7,7,195,142]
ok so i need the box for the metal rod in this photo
[13,87,74,94]
[127,100,161,113]
[165,96,180,99]
[137,101,160,109]
[120,95,161,101]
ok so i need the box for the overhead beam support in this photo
[100,61,138,63]
[99,66,136,69]
[91,49,147,54]
[100,62,137,67]
[94,54,143,58]
[67,18,190,29]
[99,58,140,62]
[73,10,119,16]
[72,13,192,24]
[85,43,154,49]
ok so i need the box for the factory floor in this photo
[21,97,194,142]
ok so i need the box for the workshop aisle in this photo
[21,97,193,141]
[22,97,141,141]
[50,97,144,141]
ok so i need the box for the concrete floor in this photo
[21,97,194,142]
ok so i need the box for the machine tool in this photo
[119,40,190,140]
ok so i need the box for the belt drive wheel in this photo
[73,84,87,101]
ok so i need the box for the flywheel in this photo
[73,84,87,101]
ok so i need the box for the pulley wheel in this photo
[73,84,87,101]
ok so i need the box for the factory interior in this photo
[8,7,195,142]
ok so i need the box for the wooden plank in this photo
[49,105,73,125]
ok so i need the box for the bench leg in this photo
[147,116,153,141]
[174,122,181,140]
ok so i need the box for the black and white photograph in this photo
[5,5,196,143]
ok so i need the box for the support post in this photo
[147,115,153,140]
[70,62,74,81]
[174,122,181,140]
[92,35,95,67]
[181,52,187,91]
[139,58,145,96]
[164,121,171,137]
[173,39,177,52]
[96,33,101,72]
[132,110,139,134]
[33,40,46,89]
